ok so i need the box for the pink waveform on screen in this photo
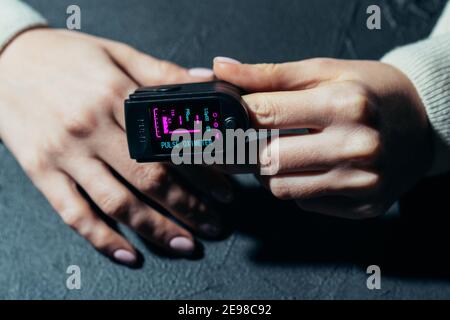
[153,108,161,138]
[162,116,196,134]
[162,116,170,134]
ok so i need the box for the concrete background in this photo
[0,0,449,299]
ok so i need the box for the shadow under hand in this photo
[228,174,450,281]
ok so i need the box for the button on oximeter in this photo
[154,86,180,93]
[139,86,181,93]
[225,117,238,129]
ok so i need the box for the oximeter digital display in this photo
[125,81,250,162]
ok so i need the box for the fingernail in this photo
[169,236,195,255]
[214,56,241,65]
[211,187,234,203]
[188,68,214,78]
[200,223,222,237]
[113,249,137,266]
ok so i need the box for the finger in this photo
[172,165,235,204]
[261,127,379,174]
[96,128,224,238]
[64,158,196,256]
[264,128,382,178]
[34,171,138,266]
[260,134,338,174]
[242,86,339,129]
[242,80,364,129]
[296,196,381,220]
[261,169,381,200]
[213,57,341,92]
[99,38,213,85]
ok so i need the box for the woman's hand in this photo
[0,29,232,266]
[214,57,432,219]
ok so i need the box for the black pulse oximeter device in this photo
[125,81,250,162]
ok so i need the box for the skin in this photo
[214,57,433,219]
[0,28,234,266]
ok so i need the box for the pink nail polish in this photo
[113,249,137,266]
[169,236,195,255]
[188,68,214,78]
[214,56,241,65]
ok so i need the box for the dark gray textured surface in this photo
[1,0,449,299]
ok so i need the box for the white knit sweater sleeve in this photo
[0,0,47,53]
[382,2,450,175]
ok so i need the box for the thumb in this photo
[100,38,214,85]
[213,56,340,92]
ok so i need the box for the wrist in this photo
[382,35,450,175]
[0,26,49,58]
[0,0,47,56]
[397,63,434,173]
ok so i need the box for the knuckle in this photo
[108,81,130,100]
[129,211,169,241]
[259,143,275,168]
[354,131,382,162]
[99,191,132,219]
[89,226,116,249]
[151,217,177,242]
[100,84,122,103]
[250,94,279,126]
[40,130,77,160]
[148,164,170,183]
[128,211,152,231]
[343,130,382,163]
[348,94,371,123]
[363,173,382,192]
[348,84,373,120]
[257,63,283,90]
[59,208,87,231]
[167,190,204,216]
[62,109,97,138]
[258,63,279,75]
[165,187,187,209]
[269,179,293,200]
[20,152,49,177]
[95,80,128,109]
[334,85,373,123]
[127,211,146,230]
[137,178,164,195]
[134,164,170,194]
